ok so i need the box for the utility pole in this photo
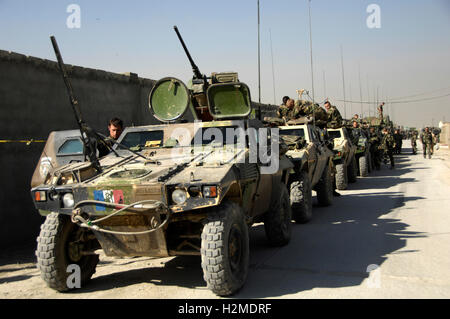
[308,0,315,103]
[269,28,276,105]
[358,64,363,118]
[340,45,346,118]
[257,0,261,103]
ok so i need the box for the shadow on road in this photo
[231,157,427,298]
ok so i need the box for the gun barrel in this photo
[50,36,101,172]
[173,26,202,79]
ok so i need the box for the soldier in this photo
[378,102,385,125]
[324,101,343,129]
[410,130,418,155]
[350,120,361,146]
[98,117,124,157]
[380,127,395,169]
[393,129,403,154]
[277,98,302,122]
[420,127,433,159]
[369,126,382,170]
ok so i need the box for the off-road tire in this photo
[348,156,358,183]
[264,184,292,246]
[335,163,348,190]
[290,171,313,224]
[316,164,334,207]
[201,201,249,296]
[359,154,369,177]
[35,212,99,292]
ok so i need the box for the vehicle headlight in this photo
[62,193,75,208]
[172,189,187,205]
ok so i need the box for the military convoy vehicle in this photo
[31,29,295,296]
[327,127,357,190]
[277,120,335,223]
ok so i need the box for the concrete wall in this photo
[0,50,158,248]
[440,123,450,145]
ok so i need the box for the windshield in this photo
[328,130,342,139]
[191,126,245,146]
[119,131,164,148]
[280,128,305,138]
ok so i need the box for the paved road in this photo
[1,141,450,299]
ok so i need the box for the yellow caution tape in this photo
[0,139,46,145]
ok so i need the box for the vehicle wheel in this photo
[359,154,369,177]
[264,184,292,246]
[201,201,249,296]
[35,212,99,292]
[316,164,334,207]
[347,156,358,183]
[290,171,312,224]
[335,163,348,190]
[368,153,373,173]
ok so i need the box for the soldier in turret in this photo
[324,101,343,129]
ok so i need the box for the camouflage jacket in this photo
[296,100,328,127]
[381,133,395,150]
[369,132,380,146]
[277,104,301,121]
[326,106,343,129]
[421,131,433,145]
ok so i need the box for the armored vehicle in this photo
[347,127,372,177]
[277,120,335,223]
[327,127,357,190]
[31,30,294,296]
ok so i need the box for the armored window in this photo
[191,126,243,146]
[328,131,342,139]
[279,128,305,138]
[57,138,83,155]
[120,131,164,148]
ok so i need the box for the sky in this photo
[1,0,449,128]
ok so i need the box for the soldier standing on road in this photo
[369,126,382,170]
[393,129,403,155]
[324,101,343,129]
[410,130,418,155]
[421,127,433,159]
[98,117,124,157]
[381,127,395,169]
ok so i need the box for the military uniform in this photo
[277,104,302,122]
[296,100,328,128]
[421,130,433,159]
[369,129,382,170]
[393,132,403,154]
[381,131,395,168]
[410,132,418,154]
[97,137,116,157]
[326,105,343,129]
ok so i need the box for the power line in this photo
[336,92,450,104]
[388,85,450,101]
